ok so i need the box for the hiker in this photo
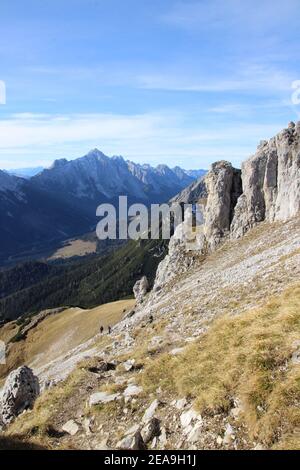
[108,325,112,334]
[149,314,154,324]
[100,325,104,334]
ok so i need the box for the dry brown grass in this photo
[49,238,97,260]
[0,299,135,380]
[140,282,300,449]
[5,367,86,443]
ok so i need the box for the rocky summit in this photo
[155,121,300,287]
[0,122,300,451]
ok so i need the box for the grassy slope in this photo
[0,299,135,381]
[140,283,300,449]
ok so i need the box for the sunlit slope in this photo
[0,299,134,381]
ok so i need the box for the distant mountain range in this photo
[0,150,206,262]
[8,167,44,178]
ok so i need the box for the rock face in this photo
[0,366,40,425]
[202,161,242,251]
[153,122,300,290]
[231,122,300,238]
[133,276,149,304]
[153,230,192,290]
[153,161,242,289]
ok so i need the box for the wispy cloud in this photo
[138,63,294,94]
[0,111,289,170]
[0,113,171,149]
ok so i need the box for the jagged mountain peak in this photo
[32,151,201,204]
[85,148,108,160]
[0,149,205,260]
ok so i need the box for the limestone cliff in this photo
[154,122,300,289]
[231,121,300,237]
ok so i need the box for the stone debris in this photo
[83,416,95,435]
[223,423,235,444]
[170,347,185,356]
[123,359,136,372]
[142,399,160,424]
[158,426,167,447]
[124,423,140,436]
[180,408,199,429]
[117,431,146,450]
[175,398,187,410]
[186,421,202,444]
[89,391,121,406]
[123,384,143,398]
[141,417,161,444]
[62,419,79,436]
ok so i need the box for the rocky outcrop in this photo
[201,161,242,251]
[231,121,300,238]
[153,231,192,290]
[0,366,40,425]
[133,276,149,304]
[153,122,300,290]
[153,161,242,289]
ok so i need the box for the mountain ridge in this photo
[0,151,206,263]
[31,149,201,204]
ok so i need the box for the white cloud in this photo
[0,113,170,149]
[138,63,293,94]
[0,111,289,170]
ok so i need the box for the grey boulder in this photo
[0,365,40,425]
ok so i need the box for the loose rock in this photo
[89,391,121,406]
[141,417,160,444]
[123,385,143,398]
[142,399,159,424]
[0,366,40,425]
[62,419,79,436]
[133,276,149,304]
[117,431,146,450]
[180,408,199,428]
[123,359,136,372]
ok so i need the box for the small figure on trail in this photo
[149,314,154,324]
[100,325,104,334]
[108,325,112,334]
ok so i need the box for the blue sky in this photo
[0,0,300,170]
